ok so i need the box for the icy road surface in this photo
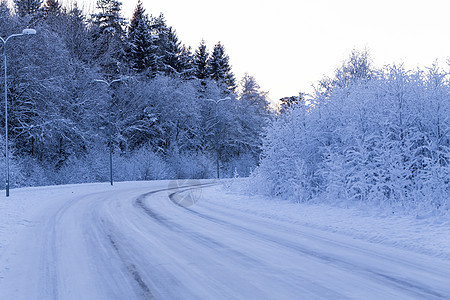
[0,181,449,299]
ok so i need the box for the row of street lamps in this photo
[1,29,36,197]
[1,29,229,196]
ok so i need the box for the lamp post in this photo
[94,78,125,186]
[205,96,231,179]
[1,29,36,197]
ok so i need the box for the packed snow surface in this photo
[0,180,449,299]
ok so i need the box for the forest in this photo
[0,0,271,187]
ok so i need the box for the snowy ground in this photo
[0,179,449,299]
[223,179,450,260]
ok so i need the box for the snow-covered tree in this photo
[147,13,166,72]
[0,0,10,18]
[177,44,195,79]
[62,2,90,61]
[239,74,271,134]
[92,0,125,36]
[234,74,271,171]
[199,83,237,178]
[279,93,306,113]
[317,49,374,97]
[42,0,61,17]
[161,26,182,76]
[117,76,201,155]
[14,0,42,16]
[126,0,156,75]
[208,41,236,92]
[0,1,271,185]
[91,0,126,77]
[253,56,449,212]
[5,24,100,168]
[147,13,184,76]
[193,39,209,81]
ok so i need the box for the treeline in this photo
[253,50,449,213]
[0,0,271,187]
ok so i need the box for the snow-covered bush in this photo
[167,151,215,179]
[114,147,174,181]
[222,152,259,178]
[252,61,449,213]
[251,103,322,202]
[52,147,173,184]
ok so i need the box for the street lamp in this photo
[93,78,126,186]
[205,97,231,105]
[205,97,231,179]
[1,28,36,197]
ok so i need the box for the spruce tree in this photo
[208,42,236,92]
[91,0,126,77]
[68,2,84,27]
[92,0,126,36]
[14,0,42,17]
[64,2,90,61]
[126,0,156,75]
[162,26,182,76]
[177,44,195,79]
[150,13,169,74]
[193,39,209,81]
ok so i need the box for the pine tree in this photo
[208,42,236,92]
[126,0,156,74]
[14,0,42,17]
[193,39,209,81]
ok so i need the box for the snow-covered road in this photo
[1,181,449,299]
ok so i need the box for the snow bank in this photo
[218,179,450,260]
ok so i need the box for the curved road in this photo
[1,181,449,299]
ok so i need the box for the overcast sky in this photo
[72,0,450,101]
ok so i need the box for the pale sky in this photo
[69,0,450,101]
